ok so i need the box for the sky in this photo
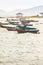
[0,0,43,12]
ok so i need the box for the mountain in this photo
[6,5,43,16]
[0,5,43,17]
[22,5,43,16]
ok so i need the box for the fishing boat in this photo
[6,27,17,31]
[1,24,17,31]
[1,24,17,28]
[16,25,39,33]
[21,20,37,25]
[21,19,38,22]
[6,25,25,31]
[7,25,25,31]
[9,21,19,25]
[9,20,21,25]
[28,20,38,22]
[17,28,39,33]
[0,22,9,27]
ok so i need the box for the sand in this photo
[0,18,43,65]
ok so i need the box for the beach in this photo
[0,18,43,65]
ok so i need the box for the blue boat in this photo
[17,25,36,30]
[17,25,39,33]
[17,25,26,29]
[26,26,36,31]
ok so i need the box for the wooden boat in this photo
[17,25,39,33]
[6,27,17,31]
[6,25,25,31]
[21,20,31,23]
[20,20,38,26]
[29,20,38,22]
[21,20,38,23]
[9,20,21,25]
[0,24,18,31]
[9,21,19,25]
[0,22,9,27]
[17,28,39,33]
[6,24,25,31]
[1,24,17,28]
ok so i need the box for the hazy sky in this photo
[0,0,43,11]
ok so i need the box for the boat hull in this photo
[6,27,17,31]
[17,28,39,34]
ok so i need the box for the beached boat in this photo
[6,25,25,31]
[9,20,21,25]
[1,24,17,28]
[20,20,38,25]
[21,19,38,22]
[1,24,17,31]
[17,25,39,33]
[9,21,19,25]
[17,28,39,33]
[0,22,9,27]
[29,20,38,22]
[6,27,17,31]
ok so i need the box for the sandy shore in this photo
[0,18,43,65]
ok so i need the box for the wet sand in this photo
[0,18,43,65]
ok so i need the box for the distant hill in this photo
[7,5,43,16]
[21,5,43,16]
[0,5,43,17]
